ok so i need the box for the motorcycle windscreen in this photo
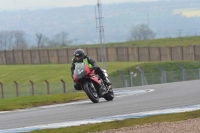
[73,63,88,80]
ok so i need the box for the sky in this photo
[0,0,158,11]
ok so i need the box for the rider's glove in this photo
[90,66,98,70]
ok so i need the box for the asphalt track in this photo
[0,80,200,132]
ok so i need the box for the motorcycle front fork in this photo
[101,79,112,92]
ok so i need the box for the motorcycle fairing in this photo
[73,63,101,85]
[73,63,90,82]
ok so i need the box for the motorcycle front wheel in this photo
[104,85,114,101]
[83,82,99,103]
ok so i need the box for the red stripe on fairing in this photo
[84,65,90,74]
[73,74,77,82]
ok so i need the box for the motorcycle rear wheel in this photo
[84,82,99,103]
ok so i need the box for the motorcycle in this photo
[73,62,114,103]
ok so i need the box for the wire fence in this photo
[0,82,75,99]
[113,68,200,88]
[0,68,200,99]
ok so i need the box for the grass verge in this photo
[0,93,87,111]
[29,110,200,133]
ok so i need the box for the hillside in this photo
[71,36,200,48]
[0,0,200,46]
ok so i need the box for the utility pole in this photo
[147,13,149,28]
[95,0,106,69]
[74,39,79,45]
[178,29,183,37]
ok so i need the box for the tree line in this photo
[0,31,73,51]
[0,30,27,50]
[127,24,156,41]
[0,23,155,51]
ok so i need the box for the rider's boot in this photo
[100,86,107,97]
[102,77,112,86]
[100,85,108,97]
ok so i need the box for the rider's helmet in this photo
[74,49,85,62]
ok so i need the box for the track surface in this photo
[0,80,200,130]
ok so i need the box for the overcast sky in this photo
[0,0,158,10]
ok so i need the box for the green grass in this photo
[109,60,200,86]
[112,36,200,47]
[29,110,200,133]
[0,62,143,85]
[0,93,87,111]
[0,62,143,98]
[0,64,72,84]
[116,60,200,75]
[1,61,198,85]
[55,36,200,49]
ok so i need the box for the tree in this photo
[36,33,43,48]
[127,24,156,41]
[40,36,53,48]
[0,30,28,50]
[51,31,72,46]
[0,31,14,50]
[12,30,28,50]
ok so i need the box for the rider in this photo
[71,49,112,92]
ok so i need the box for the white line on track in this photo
[1,104,200,133]
[0,89,154,114]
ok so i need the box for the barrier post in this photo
[0,82,4,98]
[30,80,34,96]
[14,81,19,97]
[45,80,50,95]
[61,79,66,93]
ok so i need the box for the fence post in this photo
[61,79,66,93]
[45,80,50,95]
[14,81,19,97]
[129,70,133,87]
[178,64,186,81]
[129,71,137,87]
[199,68,200,79]
[117,70,125,87]
[157,65,167,83]
[136,67,147,86]
[198,62,200,79]
[0,82,4,98]
[4,50,7,65]
[30,80,34,96]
